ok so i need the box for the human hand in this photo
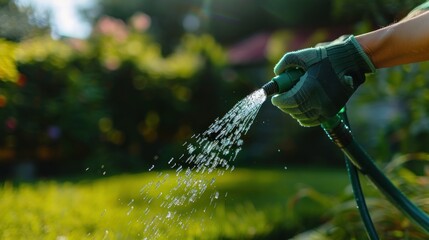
[271,35,375,127]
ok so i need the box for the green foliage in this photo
[0,39,18,82]
[0,0,49,42]
[0,168,348,239]
[0,17,229,173]
[349,61,429,161]
[331,0,427,25]
[0,0,42,41]
[262,0,331,26]
[292,154,429,239]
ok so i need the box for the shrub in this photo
[0,17,231,175]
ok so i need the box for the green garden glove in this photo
[271,35,376,127]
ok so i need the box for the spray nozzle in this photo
[262,68,304,97]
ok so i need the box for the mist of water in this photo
[135,89,267,238]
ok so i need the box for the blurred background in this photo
[0,0,428,179]
[2,0,429,239]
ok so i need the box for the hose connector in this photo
[322,116,353,149]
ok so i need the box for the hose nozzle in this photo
[262,68,304,97]
[262,81,279,97]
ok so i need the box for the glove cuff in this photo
[349,35,376,73]
[326,35,376,75]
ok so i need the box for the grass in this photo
[0,167,349,239]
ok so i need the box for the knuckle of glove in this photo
[282,54,307,68]
[274,49,317,74]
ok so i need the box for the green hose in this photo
[263,69,429,237]
[339,109,379,240]
[323,118,429,234]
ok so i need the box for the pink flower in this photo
[95,16,129,41]
[130,12,151,32]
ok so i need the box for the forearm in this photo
[356,11,429,69]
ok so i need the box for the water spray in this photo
[262,66,429,239]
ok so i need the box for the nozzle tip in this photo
[262,80,279,97]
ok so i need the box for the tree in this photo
[0,0,48,41]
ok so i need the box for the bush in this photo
[292,153,429,239]
[0,17,233,176]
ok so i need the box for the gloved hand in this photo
[271,35,376,127]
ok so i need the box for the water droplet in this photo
[214,192,219,199]
[149,165,155,171]
[188,194,196,203]
[156,192,163,199]
[278,149,281,152]
[187,144,196,154]
[102,171,106,175]
[284,166,288,170]
[127,206,134,215]
[144,207,150,215]
[176,165,183,175]
[85,167,90,171]
[210,178,216,185]
[185,168,192,176]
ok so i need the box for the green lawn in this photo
[0,167,349,239]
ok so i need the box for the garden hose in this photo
[322,116,429,234]
[263,69,429,237]
[338,108,379,240]
[263,70,378,239]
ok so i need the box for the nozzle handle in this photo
[272,68,304,93]
[262,68,304,97]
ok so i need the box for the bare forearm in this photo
[356,11,429,69]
